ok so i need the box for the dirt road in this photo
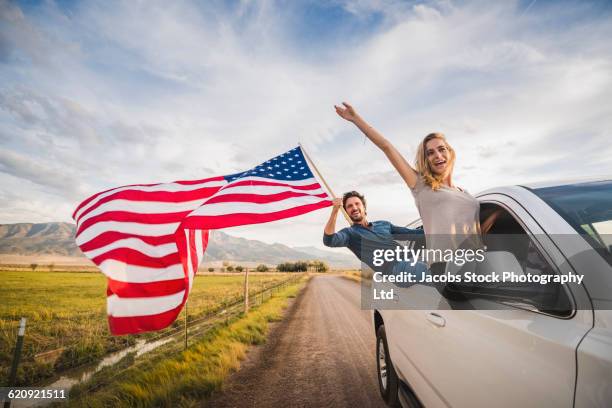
[203,275,386,408]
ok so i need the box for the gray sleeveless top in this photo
[410,175,482,254]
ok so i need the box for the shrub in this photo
[315,261,329,273]
[276,261,308,272]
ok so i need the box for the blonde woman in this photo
[334,102,499,258]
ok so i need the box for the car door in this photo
[387,194,593,408]
[383,222,453,408]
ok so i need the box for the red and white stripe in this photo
[180,176,330,230]
[74,176,225,335]
[73,152,332,336]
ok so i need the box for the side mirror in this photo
[468,251,566,311]
[476,250,524,276]
[442,251,529,300]
[440,250,524,294]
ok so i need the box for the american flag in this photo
[73,146,332,335]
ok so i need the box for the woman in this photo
[334,101,499,261]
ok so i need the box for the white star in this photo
[293,171,297,174]
[299,166,304,170]
[276,171,281,174]
[275,164,280,167]
[297,160,302,163]
[269,173,274,176]
[282,161,286,164]
[294,154,299,157]
[288,158,293,161]
[287,175,292,178]
[303,173,307,176]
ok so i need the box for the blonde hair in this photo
[415,132,456,191]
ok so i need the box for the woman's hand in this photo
[334,100,417,189]
[334,102,359,122]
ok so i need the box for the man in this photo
[323,191,425,275]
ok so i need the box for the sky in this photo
[1,0,611,250]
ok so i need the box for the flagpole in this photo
[298,142,351,224]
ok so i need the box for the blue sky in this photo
[1,0,611,249]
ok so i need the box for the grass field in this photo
[0,270,296,386]
[65,278,307,407]
[340,270,362,282]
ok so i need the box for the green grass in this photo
[0,270,295,386]
[64,278,306,407]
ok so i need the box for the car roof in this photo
[475,176,612,196]
[517,176,612,189]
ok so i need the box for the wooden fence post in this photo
[244,269,249,314]
[4,318,26,408]
[184,301,188,350]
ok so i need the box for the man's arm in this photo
[323,198,350,247]
[390,223,424,235]
[324,198,342,235]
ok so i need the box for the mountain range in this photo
[0,222,359,268]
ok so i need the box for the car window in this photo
[530,180,612,266]
[473,203,572,316]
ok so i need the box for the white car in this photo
[373,179,612,408]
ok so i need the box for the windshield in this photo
[531,180,612,262]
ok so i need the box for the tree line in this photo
[277,260,328,272]
[205,260,329,273]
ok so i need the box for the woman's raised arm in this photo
[335,102,418,189]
